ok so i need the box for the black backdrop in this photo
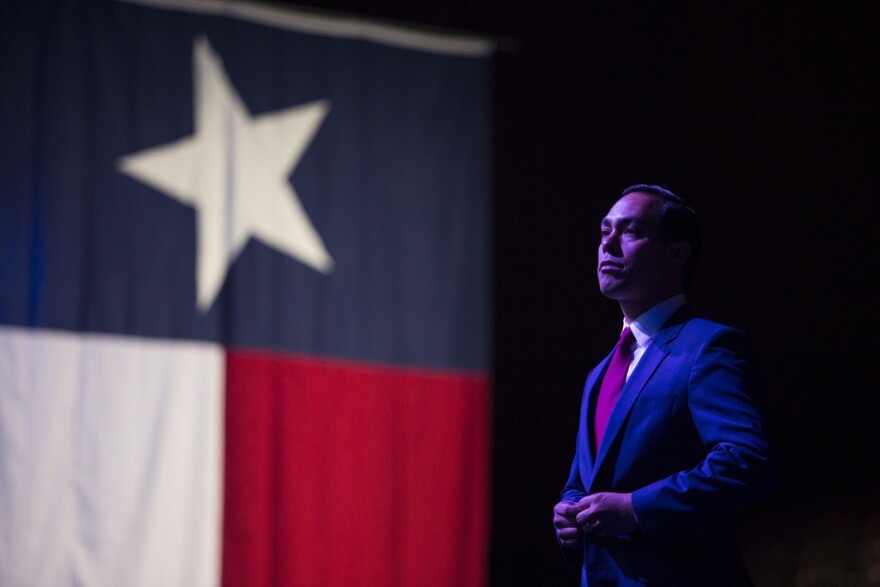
[289,2,877,584]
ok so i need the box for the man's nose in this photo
[602,233,621,254]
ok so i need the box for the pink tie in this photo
[593,327,636,451]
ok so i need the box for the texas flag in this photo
[0,1,492,585]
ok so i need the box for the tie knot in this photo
[619,327,635,346]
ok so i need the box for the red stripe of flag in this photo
[222,349,491,586]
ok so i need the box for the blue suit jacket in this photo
[561,309,774,586]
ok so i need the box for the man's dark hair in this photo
[620,184,702,285]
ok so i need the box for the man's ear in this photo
[667,241,691,269]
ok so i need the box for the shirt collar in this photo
[623,294,687,347]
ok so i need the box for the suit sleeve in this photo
[561,393,589,503]
[556,372,593,565]
[630,328,776,540]
[561,362,597,503]
[561,449,588,503]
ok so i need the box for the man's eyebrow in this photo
[600,216,641,226]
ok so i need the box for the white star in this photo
[118,36,334,312]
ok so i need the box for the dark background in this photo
[294,2,877,584]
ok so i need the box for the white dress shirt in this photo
[622,294,687,380]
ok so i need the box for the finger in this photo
[558,535,583,546]
[553,515,577,529]
[554,501,580,516]
[585,517,605,533]
[557,527,583,540]
[554,508,579,523]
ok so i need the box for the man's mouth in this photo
[599,261,623,271]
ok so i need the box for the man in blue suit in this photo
[553,185,774,586]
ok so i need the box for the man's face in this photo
[597,192,677,306]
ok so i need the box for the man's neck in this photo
[619,290,684,323]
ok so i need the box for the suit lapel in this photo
[588,309,691,489]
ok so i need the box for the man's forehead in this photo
[602,193,663,223]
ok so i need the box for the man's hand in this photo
[553,500,584,548]
[574,492,638,537]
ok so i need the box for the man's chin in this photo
[598,279,626,300]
